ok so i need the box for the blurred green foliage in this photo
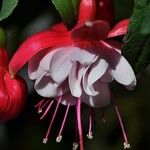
[123,0,150,73]
[0,0,19,21]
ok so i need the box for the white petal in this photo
[111,55,136,85]
[50,47,73,83]
[69,63,85,97]
[71,48,97,65]
[87,59,108,85]
[36,48,60,79]
[35,73,68,97]
[28,49,48,80]
[83,59,108,96]
[81,81,111,107]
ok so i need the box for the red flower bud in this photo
[0,29,27,121]
[0,69,27,121]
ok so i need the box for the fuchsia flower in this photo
[9,0,136,149]
[0,29,27,121]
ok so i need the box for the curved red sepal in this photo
[0,70,27,121]
[78,0,96,23]
[9,23,71,76]
[71,20,110,42]
[108,19,130,38]
[96,0,114,25]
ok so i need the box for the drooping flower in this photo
[9,0,136,149]
[0,28,27,121]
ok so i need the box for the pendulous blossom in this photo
[0,28,27,121]
[9,0,136,149]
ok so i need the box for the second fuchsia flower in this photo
[9,0,136,149]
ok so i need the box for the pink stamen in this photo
[56,103,71,142]
[34,98,45,108]
[40,100,54,120]
[43,96,62,144]
[115,105,130,149]
[76,98,84,150]
[87,108,93,139]
[40,100,49,111]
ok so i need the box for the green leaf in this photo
[123,0,150,73]
[51,0,79,27]
[135,36,150,72]
[0,0,19,21]
[71,0,80,19]
[141,4,150,34]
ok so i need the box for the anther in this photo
[56,135,62,143]
[72,142,79,150]
[87,132,93,139]
[124,142,131,149]
[43,138,48,144]
[38,109,43,114]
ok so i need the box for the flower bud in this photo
[0,70,27,121]
[0,28,27,121]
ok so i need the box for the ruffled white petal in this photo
[71,48,97,65]
[28,49,48,80]
[50,47,73,83]
[35,48,60,79]
[83,58,108,96]
[81,81,111,107]
[35,73,68,97]
[110,54,136,86]
[69,62,85,97]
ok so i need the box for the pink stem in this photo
[56,103,70,142]
[43,96,62,143]
[40,100,49,110]
[76,98,84,150]
[40,100,54,120]
[115,105,129,145]
[34,98,45,108]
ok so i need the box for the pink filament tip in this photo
[40,100,54,120]
[56,103,70,142]
[115,105,130,148]
[43,96,62,143]
[87,108,93,139]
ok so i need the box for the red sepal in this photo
[108,19,130,38]
[71,20,110,42]
[9,23,71,76]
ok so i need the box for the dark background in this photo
[0,0,150,150]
